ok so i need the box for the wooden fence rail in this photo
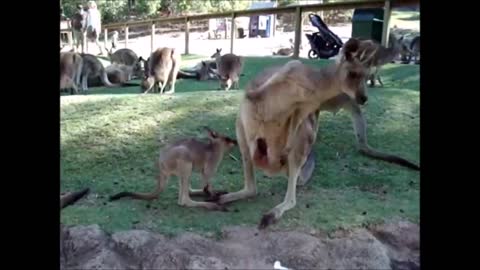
[63,0,419,58]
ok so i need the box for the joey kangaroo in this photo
[213,38,418,229]
[60,52,83,94]
[211,48,244,90]
[141,47,181,94]
[109,127,238,211]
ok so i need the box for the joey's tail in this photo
[109,173,168,201]
[61,188,90,209]
[360,146,420,171]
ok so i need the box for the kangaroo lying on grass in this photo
[141,47,181,94]
[273,38,295,56]
[212,38,418,229]
[87,64,140,86]
[60,52,83,94]
[179,60,218,81]
[211,48,244,90]
[109,127,238,211]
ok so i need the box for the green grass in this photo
[61,56,420,236]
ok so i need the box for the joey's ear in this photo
[203,126,218,139]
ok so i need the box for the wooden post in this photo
[67,31,73,48]
[230,13,236,53]
[185,17,190,55]
[124,25,129,48]
[104,28,108,51]
[272,15,276,37]
[224,18,228,39]
[381,0,392,47]
[151,22,155,52]
[293,6,302,59]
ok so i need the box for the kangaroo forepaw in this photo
[205,190,229,202]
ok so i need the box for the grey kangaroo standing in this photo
[141,47,181,95]
[78,54,119,93]
[60,52,83,94]
[108,48,145,79]
[366,34,404,87]
[211,48,244,90]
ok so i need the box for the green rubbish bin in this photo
[351,8,384,43]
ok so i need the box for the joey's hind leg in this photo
[178,162,227,211]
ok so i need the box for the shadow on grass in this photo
[61,86,419,234]
[377,64,420,91]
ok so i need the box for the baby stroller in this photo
[305,13,343,59]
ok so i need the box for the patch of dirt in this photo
[60,220,419,270]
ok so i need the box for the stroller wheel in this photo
[308,49,319,59]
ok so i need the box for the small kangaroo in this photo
[141,47,181,94]
[109,127,238,211]
[211,48,244,90]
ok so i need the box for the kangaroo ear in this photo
[343,38,360,62]
[203,126,218,139]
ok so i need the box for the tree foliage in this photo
[61,0,255,24]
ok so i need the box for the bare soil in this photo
[60,220,419,270]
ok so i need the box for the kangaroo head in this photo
[133,56,148,79]
[211,48,222,59]
[337,38,378,105]
[203,126,238,151]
